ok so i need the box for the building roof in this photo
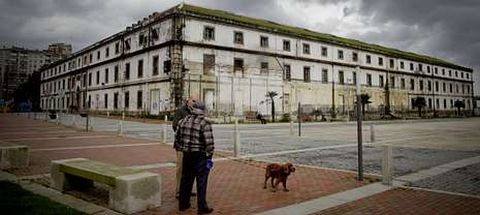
[179,4,472,72]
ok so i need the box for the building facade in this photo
[0,47,48,101]
[0,44,72,102]
[47,43,73,59]
[39,4,474,118]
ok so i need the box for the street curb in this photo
[256,182,391,215]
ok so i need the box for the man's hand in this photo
[206,159,213,170]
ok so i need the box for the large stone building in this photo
[39,4,474,118]
[47,43,73,59]
[0,47,48,101]
[0,43,72,102]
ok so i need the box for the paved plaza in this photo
[1,113,480,214]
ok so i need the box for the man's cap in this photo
[191,101,206,114]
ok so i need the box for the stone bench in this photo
[0,143,29,169]
[51,158,161,214]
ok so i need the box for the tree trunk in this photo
[271,99,275,122]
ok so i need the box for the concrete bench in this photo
[245,112,263,123]
[51,158,161,214]
[0,143,29,169]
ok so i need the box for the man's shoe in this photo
[197,208,213,214]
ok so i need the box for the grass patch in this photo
[0,180,86,215]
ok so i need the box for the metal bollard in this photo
[107,111,110,117]
[162,115,167,143]
[234,119,241,157]
[382,145,393,185]
[89,117,94,131]
[370,124,375,143]
[56,113,59,125]
[118,120,123,135]
[85,115,89,132]
[118,112,125,135]
[72,115,76,126]
[289,120,294,136]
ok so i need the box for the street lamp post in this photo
[298,102,302,137]
[432,73,437,117]
[346,78,352,121]
[355,66,363,181]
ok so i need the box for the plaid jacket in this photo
[174,114,214,158]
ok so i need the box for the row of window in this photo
[42,90,144,111]
[42,57,472,96]
[412,98,471,110]
[43,43,120,79]
[42,55,168,94]
[203,26,471,80]
[41,91,471,111]
[202,54,472,94]
[42,28,164,80]
[286,66,471,94]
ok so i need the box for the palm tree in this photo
[454,100,465,116]
[413,97,426,117]
[266,91,278,122]
[360,93,372,117]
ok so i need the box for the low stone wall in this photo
[0,143,29,169]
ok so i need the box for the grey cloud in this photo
[0,0,178,50]
[355,0,480,94]
[192,0,295,26]
[357,0,480,62]
[294,0,350,4]
[0,0,478,93]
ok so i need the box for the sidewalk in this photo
[1,113,479,215]
[314,187,480,215]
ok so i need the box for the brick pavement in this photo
[0,113,372,214]
[141,160,369,215]
[4,113,479,215]
[314,187,480,215]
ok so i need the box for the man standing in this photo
[172,96,197,198]
[175,101,214,214]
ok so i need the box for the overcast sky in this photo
[1,0,479,95]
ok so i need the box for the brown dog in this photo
[263,162,295,192]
